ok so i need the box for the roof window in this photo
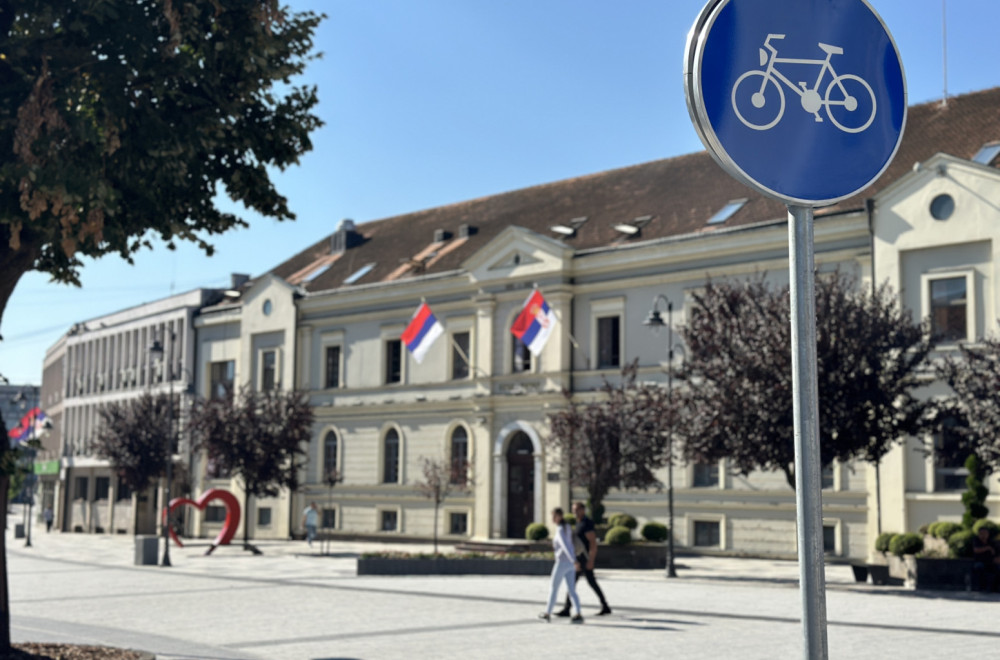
[344,262,376,284]
[972,142,1000,165]
[612,215,652,237]
[706,199,747,225]
[550,216,588,237]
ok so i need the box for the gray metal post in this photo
[787,204,829,660]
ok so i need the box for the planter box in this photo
[595,543,666,570]
[913,557,974,591]
[888,554,918,588]
[356,557,553,576]
[867,563,892,586]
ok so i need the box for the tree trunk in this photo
[433,501,439,555]
[0,473,11,651]
[243,486,251,550]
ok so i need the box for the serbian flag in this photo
[511,289,557,355]
[402,302,444,364]
[7,407,46,446]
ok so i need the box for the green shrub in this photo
[874,532,896,553]
[641,522,669,543]
[948,529,976,558]
[604,525,632,546]
[933,522,963,540]
[525,522,549,541]
[972,519,999,539]
[888,533,923,557]
[594,523,610,541]
[607,513,638,530]
[962,454,989,529]
[562,514,577,527]
[918,523,930,536]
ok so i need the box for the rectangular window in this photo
[823,525,836,553]
[94,477,110,501]
[451,331,471,380]
[209,360,235,400]
[692,463,719,488]
[116,478,132,502]
[821,465,835,490]
[929,276,968,342]
[512,337,532,373]
[385,339,402,384]
[205,506,227,523]
[449,512,468,535]
[597,316,621,368]
[693,520,721,548]
[257,507,272,527]
[934,425,969,491]
[261,350,277,391]
[380,510,398,532]
[322,508,336,529]
[74,477,88,500]
[324,345,341,389]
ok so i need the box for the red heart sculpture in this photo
[167,488,241,549]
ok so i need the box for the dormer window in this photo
[612,215,652,237]
[550,217,588,237]
[344,262,376,284]
[972,142,1000,165]
[706,199,747,225]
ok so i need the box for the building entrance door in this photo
[505,432,534,538]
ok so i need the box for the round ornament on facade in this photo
[929,193,954,221]
[262,299,273,316]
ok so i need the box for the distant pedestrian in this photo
[43,506,54,533]
[538,507,583,624]
[302,502,318,546]
[971,526,1000,591]
[557,501,611,616]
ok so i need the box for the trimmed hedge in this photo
[604,525,633,546]
[930,521,963,540]
[888,532,923,557]
[948,529,976,558]
[562,514,577,527]
[874,531,896,553]
[608,513,638,530]
[972,519,999,538]
[525,522,549,541]
[641,522,669,543]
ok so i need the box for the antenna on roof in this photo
[941,0,948,107]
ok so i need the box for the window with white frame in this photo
[512,335,532,373]
[450,426,469,485]
[322,430,339,481]
[922,271,974,344]
[383,428,401,484]
[260,349,278,391]
[451,331,471,380]
[692,462,719,488]
[324,345,342,389]
[385,339,402,384]
[693,520,721,547]
[449,511,468,535]
[380,509,398,532]
[590,297,625,370]
[209,360,234,400]
[934,416,969,491]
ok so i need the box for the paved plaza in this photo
[6,530,999,659]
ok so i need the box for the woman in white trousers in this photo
[539,507,583,623]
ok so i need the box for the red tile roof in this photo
[267,87,1000,293]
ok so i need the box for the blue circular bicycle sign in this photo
[684,0,906,206]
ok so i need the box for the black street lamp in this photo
[149,337,174,568]
[644,294,678,578]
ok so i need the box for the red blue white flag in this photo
[511,289,557,356]
[401,302,445,364]
[7,407,47,446]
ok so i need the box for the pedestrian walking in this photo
[43,506,54,533]
[301,502,318,546]
[538,507,584,624]
[556,501,612,616]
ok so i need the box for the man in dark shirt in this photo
[556,501,612,616]
[971,526,1000,591]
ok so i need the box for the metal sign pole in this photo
[787,204,828,660]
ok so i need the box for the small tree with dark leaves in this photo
[188,385,314,554]
[93,392,177,532]
[933,337,1000,473]
[676,274,933,489]
[546,361,674,523]
[415,457,470,554]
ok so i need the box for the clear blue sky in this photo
[2,0,997,386]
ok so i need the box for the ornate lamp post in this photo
[644,295,678,578]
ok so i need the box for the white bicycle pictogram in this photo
[731,34,877,133]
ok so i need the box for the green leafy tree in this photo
[675,274,933,489]
[188,385,314,554]
[0,0,323,648]
[546,361,674,523]
[962,454,989,529]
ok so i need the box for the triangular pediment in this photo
[462,225,573,283]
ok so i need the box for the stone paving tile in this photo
[8,531,1000,659]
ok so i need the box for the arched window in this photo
[450,426,469,485]
[512,335,532,373]
[383,428,400,483]
[322,430,338,481]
